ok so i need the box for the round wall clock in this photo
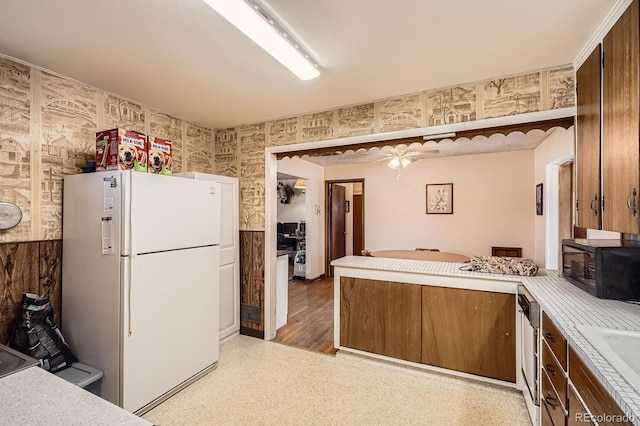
[0,202,22,230]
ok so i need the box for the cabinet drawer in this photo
[542,368,567,426]
[541,398,556,426]
[542,312,567,370]
[542,340,567,409]
[568,345,632,425]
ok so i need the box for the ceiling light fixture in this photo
[294,178,307,189]
[423,132,456,141]
[203,0,320,80]
[388,154,411,179]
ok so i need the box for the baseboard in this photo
[304,274,326,283]
[240,327,265,339]
[219,330,240,344]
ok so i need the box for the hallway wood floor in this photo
[272,277,336,355]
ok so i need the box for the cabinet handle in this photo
[545,394,559,409]
[627,188,638,217]
[545,363,556,375]
[545,331,555,342]
[590,196,598,216]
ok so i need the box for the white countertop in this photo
[333,255,640,424]
[0,366,151,426]
[522,272,640,425]
[332,255,519,281]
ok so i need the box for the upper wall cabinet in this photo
[576,44,602,230]
[602,0,640,234]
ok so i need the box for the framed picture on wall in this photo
[426,183,453,214]
[536,183,543,215]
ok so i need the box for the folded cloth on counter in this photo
[460,255,539,276]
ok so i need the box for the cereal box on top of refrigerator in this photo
[96,128,147,172]
[147,136,172,176]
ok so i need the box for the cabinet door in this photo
[576,44,602,230]
[568,346,632,425]
[568,383,595,426]
[421,286,516,382]
[340,277,422,362]
[603,0,640,233]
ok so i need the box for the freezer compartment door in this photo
[124,172,221,255]
[122,246,220,413]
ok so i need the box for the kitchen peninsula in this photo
[332,256,640,425]
[333,256,521,384]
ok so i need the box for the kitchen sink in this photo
[576,325,640,393]
[0,344,39,378]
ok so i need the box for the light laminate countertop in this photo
[332,255,640,424]
[523,273,640,425]
[0,366,151,426]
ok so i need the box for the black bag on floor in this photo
[10,293,77,373]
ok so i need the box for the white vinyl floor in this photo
[143,335,530,425]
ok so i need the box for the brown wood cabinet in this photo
[542,340,568,409]
[541,312,568,425]
[339,277,516,381]
[568,383,595,426]
[541,311,631,425]
[541,398,556,426]
[542,368,568,426]
[421,286,516,382]
[542,312,567,370]
[576,44,602,230]
[602,0,640,234]
[340,277,422,362]
[491,246,522,258]
[568,345,632,425]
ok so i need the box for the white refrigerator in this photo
[62,170,221,414]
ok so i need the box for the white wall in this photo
[325,150,535,258]
[533,127,574,268]
[277,179,307,223]
[277,157,325,280]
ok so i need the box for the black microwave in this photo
[562,239,640,301]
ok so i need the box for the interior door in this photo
[352,194,364,255]
[329,183,346,276]
[218,177,240,340]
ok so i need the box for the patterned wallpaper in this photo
[0,53,574,238]
[0,56,215,242]
[215,65,575,231]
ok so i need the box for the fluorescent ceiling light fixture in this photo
[423,132,456,141]
[203,0,320,80]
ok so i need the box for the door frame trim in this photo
[325,179,365,277]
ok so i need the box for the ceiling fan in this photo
[364,146,440,177]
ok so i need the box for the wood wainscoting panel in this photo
[0,242,40,344]
[39,240,62,326]
[421,285,516,382]
[340,277,421,363]
[240,230,265,335]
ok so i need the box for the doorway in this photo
[325,179,365,277]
